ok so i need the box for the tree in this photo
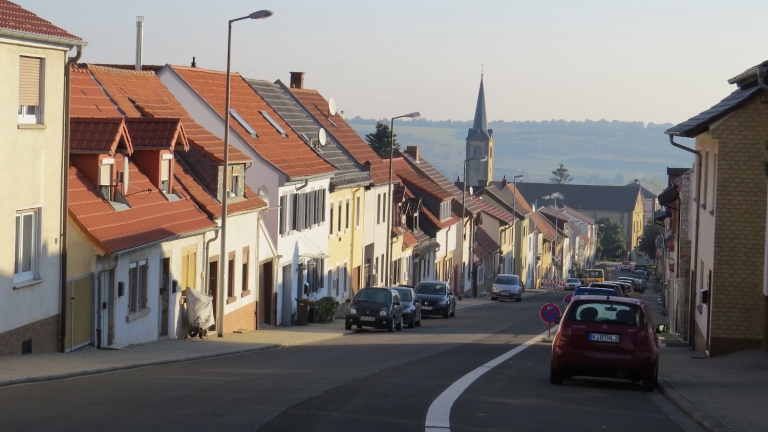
[638,221,662,259]
[365,121,399,157]
[550,163,573,184]
[596,217,626,259]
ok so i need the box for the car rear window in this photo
[394,289,412,301]
[494,275,519,285]
[574,288,619,297]
[565,301,645,327]
[416,283,447,295]
[354,289,391,303]
[567,278,580,283]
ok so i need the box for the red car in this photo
[550,295,664,392]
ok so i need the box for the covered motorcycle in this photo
[185,288,215,338]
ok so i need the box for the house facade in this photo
[0,2,84,355]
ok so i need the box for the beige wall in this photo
[328,188,359,299]
[0,36,70,350]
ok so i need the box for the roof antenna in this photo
[191,56,197,68]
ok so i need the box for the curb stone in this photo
[657,378,730,432]
[0,331,353,389]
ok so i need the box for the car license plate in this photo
[589,333,619,343]
[360,316,375,321]
[422,306,433,310]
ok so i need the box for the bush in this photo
[315,296,338,323]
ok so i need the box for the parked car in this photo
[491,274,524,301]
[589,282,628,297]
[573,287,620,297]
[550,295,664,392]
[565,278,582,291]
[632,269,650,281]
[393,287,422,328]
[415,280,456,318]
[615,282,636,298]
[635,264,649,272]
[345,288,404,332]
[617,277,643,293]
[621,261,632,271]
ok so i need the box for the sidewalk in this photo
[0,290,543,389]
[642,287,768,432]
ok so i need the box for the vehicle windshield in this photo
[494,275,519,285]
[575,288,619,297]
[416,283,447,295]
[565,301,645,327]
[567,278,580,283]
[586,270,603,277]
[394,289,412,301]
[353,289,391,304]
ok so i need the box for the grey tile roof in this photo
[514,182,641,213]
[624,181,663,198]
[400,151,485,214]
[483,184,531,218]
[665,86,759,138]
[245,79,371,189]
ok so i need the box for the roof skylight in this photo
[229,109,258,139]
[259,110,288,137]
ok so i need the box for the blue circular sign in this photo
[540,303,561,324]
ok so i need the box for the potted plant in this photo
[315,296,338,323]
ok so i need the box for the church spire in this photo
[472,75,488,132]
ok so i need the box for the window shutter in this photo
[19,57,41,107]
[321,190,326,222]
[160,160,170,181]
[279,195,287,234]
[291,194,298,231]
[298,193,305,231]
[100,164,112,186]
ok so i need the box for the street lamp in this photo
[510,174,524,274]
[542,192,563,282]
[386,111,420,286]
[217,9,273,337]
[458,155,488,298]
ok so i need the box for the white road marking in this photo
[424,327,557,431]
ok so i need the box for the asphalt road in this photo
[0,291,701,432]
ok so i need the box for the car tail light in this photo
[635,331,655,352]
[554,324,571,346]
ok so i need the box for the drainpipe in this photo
[59,45,83,353]
[668,134,702,352]
[95,260,117,349]
[203,227,221,293]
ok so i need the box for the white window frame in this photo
[129,260,149,313]
[14,208,39,283]
[18,55,44,125]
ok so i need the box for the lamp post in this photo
[542,192,563,281]
[385,111,420,286]
[458,155,488,298]
[510,174,525,274]
[218,9,273,337]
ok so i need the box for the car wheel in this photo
[408,316,415,328]
[641,365,658,392]
[357,325,362,329]
[516,297,522,302]
[396,316,403,331]
[550,366,563,385]
[345,322,351,331]
[491,296,498,301]
[443,308,450,319]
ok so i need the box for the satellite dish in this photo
[468,187,474,195]
[328,97,337,116]
[257,184,269,205]
[318,128,327,146]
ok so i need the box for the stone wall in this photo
[0,315,59,356]
[222,301,256,333]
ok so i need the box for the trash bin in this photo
[296,298,310,326]
[308,306,317,323]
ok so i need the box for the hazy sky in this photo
[21,0,768,125]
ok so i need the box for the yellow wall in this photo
[328,187,364,296]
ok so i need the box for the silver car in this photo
[565,278,581,290]
[491,274,523,302]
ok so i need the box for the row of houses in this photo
[1,1,647,355]
[659,59,768,356]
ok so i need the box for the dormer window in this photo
[439,200,451,221]
[227,164,242,197]
[160,154,172,193]
[99,158,114,199]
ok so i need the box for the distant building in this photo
[465,76,494,189]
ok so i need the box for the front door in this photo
[281,264,293,326]
[159,258,170,336]
[259,261,274,325]
[208,260,218,331]
[65,274,93,352]
[107,269,115,346]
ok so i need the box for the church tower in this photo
[465,75,494,189]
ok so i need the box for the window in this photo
[343,263,348,294]
[228,253,235,298]
[334,265,340,296]
[242,248,249,294]
[180,246,197,291]
[18,56,42,124]
[711,153,718,211]
[259,110,288,137]
[337,201,342,233]
[377,194,381,224]
[381,254,385,283]
[229,109,258,138]
[14,209,38,283]
[345,198,350,230]
[356,196,361,227]
[701,151,709,208]
[329,202,334,235]
[129,260,148,312]
[160,158,171,193]
[439,200,451,221]
[281,189,326,235]
[99,161,113,199]
[375,256,379,284]
[227,165,242,197]
[381,192,387,223]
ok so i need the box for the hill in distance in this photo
[347,117,695,190]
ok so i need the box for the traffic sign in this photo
[563,294,573,305]
[540,303,561,324]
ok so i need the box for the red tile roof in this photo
[173,156,266,219]
[530,212,556,243]
[68,154,215,255]
[503,183,534,215]
[70,68,123,118]
[70,117,132,155]
[473,226,500,261]
[402,232,418,248]
[125,118,189,151]
[169,67,336,179]
[289,87,391,185]
[0,0,81,42]
[85,65,250,164]
[422,206,460,230]
[396,169,454,201]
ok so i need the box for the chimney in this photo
[406,146,419,160]
[290,72,305,89]
[501,175,508,188]
[364,161,371,172]
[135,16,144,71]
[191,56,197,68]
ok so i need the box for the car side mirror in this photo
[345,298,351,303]
[554,316,562,324]
[655,324,668,334]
